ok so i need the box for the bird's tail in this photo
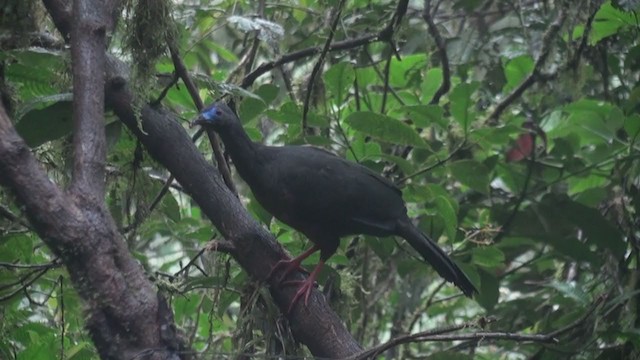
[396,220,477,297]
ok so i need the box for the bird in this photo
[192,102,477,312]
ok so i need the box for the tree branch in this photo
[0,98,187,359]
[68,0,118,198]
[302,0,345,131]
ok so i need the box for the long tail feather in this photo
[396,220,477,297]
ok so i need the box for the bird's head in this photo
[190,102,237,129]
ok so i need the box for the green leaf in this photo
[624,114,640,139]
[344,111,428,148]
[591,3,637,44]
[366,236,395,259]
[561,199,625,257]
[248,195,273,225]
[538,236,601,264]
[256,83,279,104]
[403,104,446,128]
[433,195,457,242]
[238,97,266,122]
[546,281,590,305]
[207,40,240,62]
[324,62,354,102]
[266,101,327,127]
[16,100,73,147]
[449,159,491,194]
[476,269,499,311]
[4,49,66,99]
[562,99,624,144]
[567,174,609,196]
[504,55,534,92]
[421,68,443,103]
[388,53,427,87]
[160,193,181,223]
[431,352,474,360]
[472,246,505,268]
[449,82,478,132]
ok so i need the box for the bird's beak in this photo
[189,115,205,129]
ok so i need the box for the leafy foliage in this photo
[1,0,640,359]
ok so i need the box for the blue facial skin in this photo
[201,106,218,122]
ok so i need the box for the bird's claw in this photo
[267,258,308,283]
[286,278,316,313]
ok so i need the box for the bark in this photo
[0,0,189,358]
[0,0,363,358]
[0,96,186,360]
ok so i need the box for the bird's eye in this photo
[216,110,222,116]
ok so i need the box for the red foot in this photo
[266,246,326,313]
[284,278,316,313]
[267,258,306,283]
[267,245,319,283]
[283,260,325,313]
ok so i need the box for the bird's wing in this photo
[270,146,406,236]
[298,146,402,196]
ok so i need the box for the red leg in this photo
[267,245,319,282]
[284,260,325,313]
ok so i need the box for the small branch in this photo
[241,33,381,89]
[423,0,451,104]
[302,0,345,131]
[397,141,466,184]
[0,267,50,302]
[350,323,557,360]
[58,276,65,360]
[173,239,236,278]
[567,0,598,71]
[547,294,606,338]
[205,239,237,255]
[0,203,32,229]
[167,42,237,196]
[0,259,60,270]
[152,73,179,105]
[487,6,567,123]
[41,0,72,43]
[493,142,536,243]
[380,51,393,113]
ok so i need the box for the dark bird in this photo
[192,102,476,312]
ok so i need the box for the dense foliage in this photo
[1,0,639,358]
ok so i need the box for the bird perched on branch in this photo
[192,102,476,312]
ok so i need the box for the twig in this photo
[167,41,238,196]
[0,259,60,269]
[547,294,606,338]
[302,0,345,131]
[205,239,237,255]
[349,317,555,360]
[59,276,65,360]
[0,204,32,229]
[567,0,598,71]
[422,0,451,105]
[487,6,568,123]
[240,2,412,92]
[493,147,536,243]
[397,141,466,184]
[0,267,51,302]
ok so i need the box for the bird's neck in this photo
[218,123,266,181]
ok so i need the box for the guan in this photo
[192,102,477,312]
